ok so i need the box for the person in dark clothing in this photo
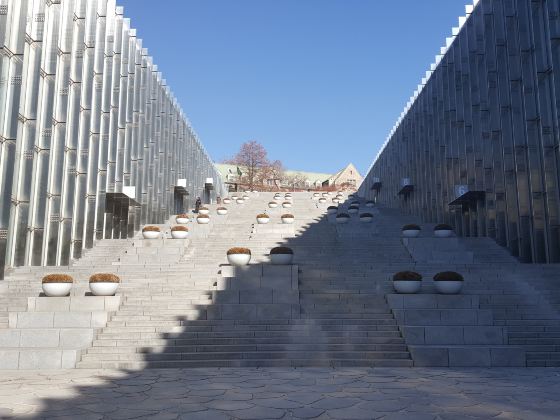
[195,197,202,213]
[216,196,221,205]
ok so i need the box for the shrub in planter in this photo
[142,225,161,239]
[198,207,210,215]
[231,195,239,200]
[217,207,228,215]
[243,195,250,200]
[282,201,292,208]
[392,271,422,294]
[268,201,278,208]
[227,247,251,266]
[284,196,293,201]
[348,205,359,214]
[42,274,74,297]
[256,213,270,224]
[171,225,189,239]
[176,214,190,224]
[313,192,320,197]
[336,213,350,224]
[222,198,231,204]
[318,197,327,203]
[434,223,454,238]
[274,195,282,201]
[433,271,464,294]
[281,214,295,224]
[402,224,421,238]
[327,205,338,215]
[359,213,373,222]
[365,200,375,208]
[89,273,120,296]
[270,246,294,265]
[236,198,244,204]
[197,214,210,224]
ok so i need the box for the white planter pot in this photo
[332,199,340,204]
[198,209,210,215]
[348,208,358,214]
[257,217,270,224]
[236,199,244,204]
[176,217,189,224]
[336,217,350,224]
[227,253,251,266]
[365,203,374,208]
[223,199,231,204]
[42,282,72,297]
[282,217,294,224]
[217,209,228,215]
[197,217,210,224]
[327,208,338,215]
[434,229,453,238]
[274,196,282,201]
[142,231,161,239]
[313,193,320,197]
[435,281,463,294]
[360,216,373,223]
[268,203,278,208]
[318,199,327,204]
[171,230,189,239]
[285,196,293,201]
[402,229,420,238]
[243,195,249,200]
[89,282,119,296]
[393,281,421,294]
[282,203,292,208]
[270,254,294,265]
[231,196,238,200]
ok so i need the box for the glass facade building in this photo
[360,0,560,263]
[0,0,224,278]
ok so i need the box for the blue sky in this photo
[118,0,469,176]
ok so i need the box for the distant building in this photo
[215,163,361,191]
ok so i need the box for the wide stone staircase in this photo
[2,190,560,369]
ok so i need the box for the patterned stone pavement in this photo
[0,368,559,419]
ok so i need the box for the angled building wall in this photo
[360,0,560,263]
[0,0,224,278]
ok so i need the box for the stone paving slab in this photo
[0,368,559,419]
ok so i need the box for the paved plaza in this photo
[1,367,559,419]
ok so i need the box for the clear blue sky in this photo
[118,0,469,175]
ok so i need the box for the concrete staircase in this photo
[2,190,560,369]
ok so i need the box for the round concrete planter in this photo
[257,217,270,224]
[199,208,210,215]
[89,282,119,296]
[434,281,463,294]
[222,198,231,204]
[336,216,350,224]
[284,196,293,201]
[348,207,359,214]
[281,217,294,224]
[359,215,373,223]
[270,254,294,265]
[217,208,228,215]
[268,202,278,208]
[142,231,161,239]
[274,196,282,201]
[243,195,249,200]
[197,217,210,224]
[227,253,251,266]
[171,230,189,239]
[434,229,453,238]
[365,202,375,208]
[42,282,72,297]
[332,198,340,204]
[313,193,320,197]
[318,198,327,204]
[176,217,189,224]
[393,281,421,294]
[327,207,338,215]
[402,229,420,238]
[282,202,292,208]
[236,199,244,204]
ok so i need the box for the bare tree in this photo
[260,160,285,189]
[225,141,269,189]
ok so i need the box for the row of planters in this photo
[268,201,293,208]
[392,271,464,294]
[226,246,294,266]
[401,224,454,238]
[256,214,295,224]
[142,226,191,239]
[274,193,293,201]
[332,211,374,223]
[42,273,120,297]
